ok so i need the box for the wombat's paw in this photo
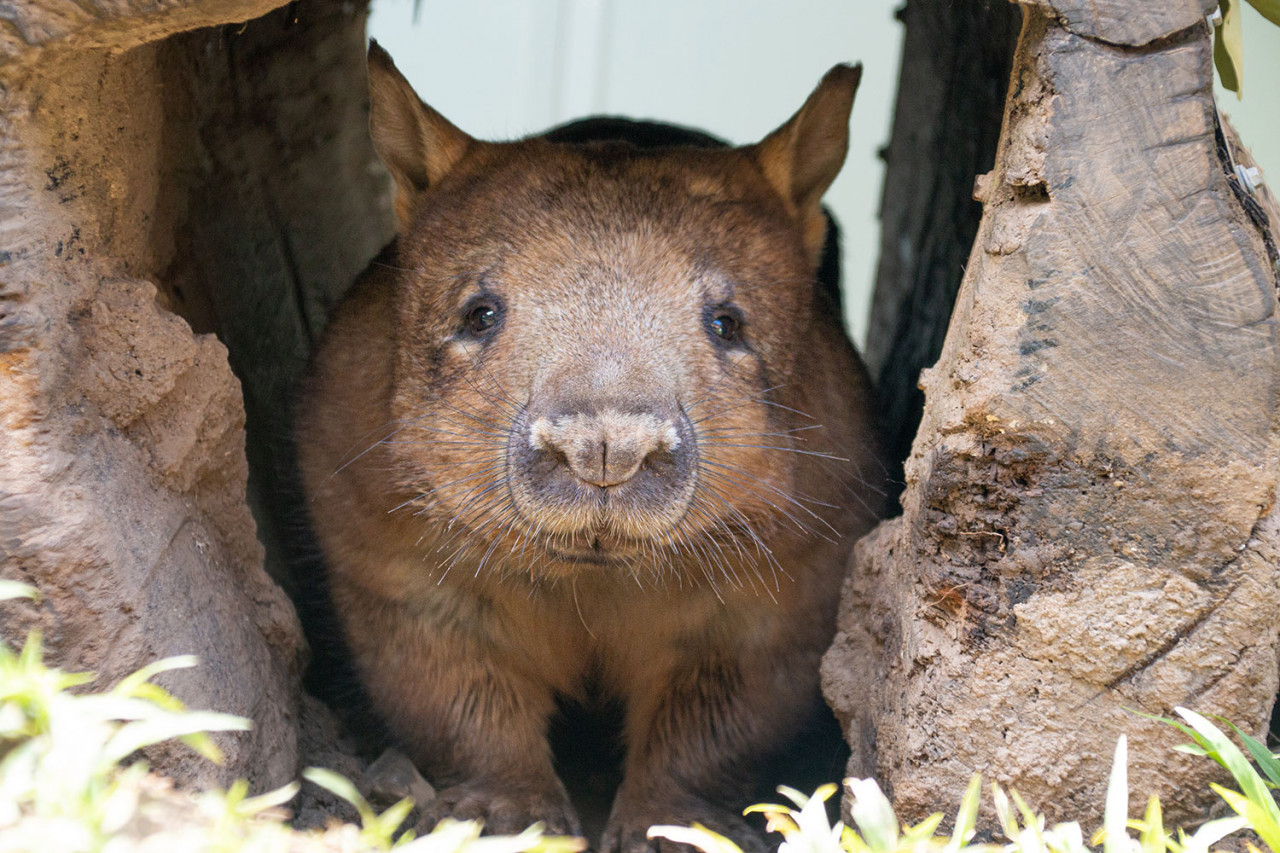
[601,800,764,853]
[419,783,582,838]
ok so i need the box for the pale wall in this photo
[368,1,1280,349]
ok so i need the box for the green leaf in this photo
[846,777,900,853]
[102,711,249,765]
[1176,709,1280,836]
[0,581,39,602]
[945,774,982,853]
[1212,784,1280,852]
[992,783,1020,841]
[1207,715,1280,787]
[524,837,589,853]
[1215,0,1244,97]
[1045,820,1088,853]
[304,766,377,826]
[237,781,300,816]
[1127,708,1210,752]
[1246,0,1280,26]
[1102,736,1130,853]
[647,825,742,853]
[1137,795,1165,853]
[372,796,416,844]
[112,655,199,699]
[903,812,944,841]
[1180,815,1248,853]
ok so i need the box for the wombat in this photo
[296,42,886,853]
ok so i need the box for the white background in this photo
[368,1,1280,348]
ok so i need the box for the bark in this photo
[0,0,389,789]
[825,2,1280,828]
[863,0,1021,491]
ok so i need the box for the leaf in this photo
[1102,736,1130,853]
[1207,714,1280,787]
[1179,815,1248,853]
[102,710,249,765]
[945,774,982,853]
[1137,795,1165,853]
[237,781,300,816]
[1175,708,1280,832]
[304,766,377,827]
[904,812,944,840]
[1045,820,1088,853]
[992,784,1020,841]
[1011,788,1042,834]
[522,836,588,853]
[1215,0,1244,97]
[1212,785,1280,852]
[0,581,39,602]
[466,825,586,853]
[1246,0,1280,26]
[400,818,484,853]
[647,825,743,853]
[846,778,900,853]
[372,796,415,844]
[112,655,199,699]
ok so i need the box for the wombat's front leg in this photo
[339,587,580,836]
[602,651,812,853]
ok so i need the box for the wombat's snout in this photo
[529,410,681,488]
[510,401,697,540]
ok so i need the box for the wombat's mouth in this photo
[506,404,699,543]
[539,532,642,566]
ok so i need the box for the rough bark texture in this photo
[824,3,1280,829]
[0,0,390,789]
[863,0,1021,490]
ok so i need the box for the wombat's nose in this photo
[529,410,681,488]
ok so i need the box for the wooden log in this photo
[0,0,388,789]
[863,0,1021,491]
[824,2,1280,826]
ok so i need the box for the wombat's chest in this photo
[384,564,800,693]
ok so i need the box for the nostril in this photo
[526,409,683,489]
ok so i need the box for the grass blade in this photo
[1208,715,1280,787]
[1102,736,1130,853]
[945,775,982,853]
[1176,708,1280,832]
[1246,0,1280,26]
[1211,785,1280,852]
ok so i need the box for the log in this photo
[825,1,1280,826]
[0,0,388,788]
[863,0,1021,491]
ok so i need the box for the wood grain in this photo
[826,5,1280,827]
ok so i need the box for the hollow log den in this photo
[0,0,1277,847]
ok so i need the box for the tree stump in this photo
[0,0,388,788]
[824,0,1280,827]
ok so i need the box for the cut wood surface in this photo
[825,3,1280,826]
[1022,0,1217,46]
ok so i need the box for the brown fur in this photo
[297,44,885,853]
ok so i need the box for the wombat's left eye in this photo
[463,299,502,338]
[706,306,743,345]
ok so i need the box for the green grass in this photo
[1,580,1277,853]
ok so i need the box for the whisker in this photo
[698,442,849,462]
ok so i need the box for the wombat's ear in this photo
[748,63,861,266]
[367,41,476,229]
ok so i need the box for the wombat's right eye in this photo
[463,299,502,338]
